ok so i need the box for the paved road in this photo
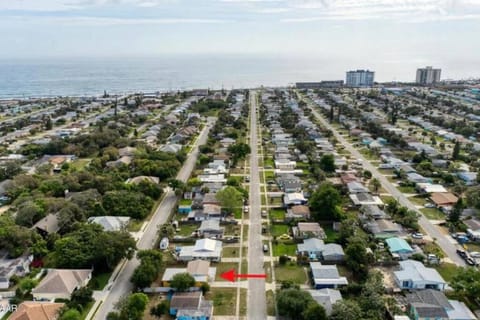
[247,90,267,320]
[93,117,216,320]
[303,95,466,267]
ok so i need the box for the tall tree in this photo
[309,183,343,221]
[276,288,315,320]
[452,140,461,160]
[216,186,243,214]
[170,273,195,292]
[319,154,335,172]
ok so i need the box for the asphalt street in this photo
[247,90,267,320]
[93,117,216,320]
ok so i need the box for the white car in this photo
[411,232,424,239]
[424,203,436,208]
[244,206,249,213]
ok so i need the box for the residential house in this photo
[32,214,60,238]
[349,193,384,207]
[0,254,33,289]
[308,289,342,315]
[162,260,215,287]
[457,172,477,186]
[283,192,307,206]
[197,174,227,184]
[297,238,344,261]
[125,176,160,185]
[293,223,326,240]
[385,237,414,259]
[286,205,310,221]
[363,218,403,239]
[406,173,431,184]
[32,269,92,301]
[106,156,132,168]
[347,181,369,194]
[360,205,388,220]
[340,173,358,185]
[417,183,448,194]
[406,289,476,320]
[310,262,348,289]
[87,216,130,232]
[118,147,137,157]
[169,291,213,320]
[202,204,222,220]
[8,302,65,320]
[464,218,480,240]
[178,239,222,262]
[274,159,296,170]
[430,193,458,208]
[159,143,183,154]
[394,260,447,291]
[202,193,220,206]
[198,220,224,239]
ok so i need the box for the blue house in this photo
[169,291,213,320]
[457,172,477,186]
[386,237,414,259]
[179,205,192,214]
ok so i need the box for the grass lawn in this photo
[264,170,275,180]
[242,225,249,241]
[409,196,428,206]
[215,262,239,281]
[398,186,417,194]
[233,208,242,219]
[224,224,241,236]
[272,242,297,257]
[89,272,112,290]
[274,263,307,284]
[271,224,289,237]
[70,158,91,171]
[296,162,309,169]
[380,195,395,203]
[322,224,339,243]
[378,169,395,175]
[222,247,240,258]
[208,288,237,315]
[270,209,286,220]
[420,208,445,220]
[179,198,192,206]
[176,224,198,237]
[269,197,284,206]
[127,219,143,232]
[239,289,247,316]
[266,290,276,316]
[264,158,274,168]
[435,263,461,283]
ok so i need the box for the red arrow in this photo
[220,269,266,282]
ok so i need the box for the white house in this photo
[178,239,223,262]
[394,260,446,291]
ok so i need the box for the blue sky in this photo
[1,0,479,80]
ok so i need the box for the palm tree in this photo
[371,178,381,194]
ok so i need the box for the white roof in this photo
[417,183,447,193]
[87,216,130,231]
[395,260,445,284]
[194,239,219,252]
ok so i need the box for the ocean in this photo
[0,55,344,99]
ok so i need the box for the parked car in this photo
[470,251,480,258]
[424,203,436,208]
[411,232,424,239]
[466,257,476,266]
[457,249,467,258]
[244,206,249,213]
[263,244,269,252]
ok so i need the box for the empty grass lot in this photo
[215,263,239,281]
[274,263,307,284]
[420,208,445,220]
[270,209,286,220]
[222,247,240,258]
[272,242,297,257]
[271,224,289,237]
[207,288,237,315]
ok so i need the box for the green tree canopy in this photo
[309,182,344,221]
[216,186,243,214]
[170,272,195,292]
[102,190,153,219]
[319,154,336,172]
[276,288,315,320]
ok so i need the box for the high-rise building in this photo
[346,70,375,87]
[416,66,441,85]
